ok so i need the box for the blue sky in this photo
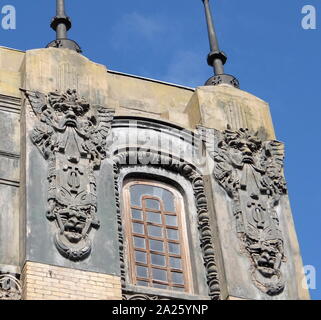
[0,0,320,299]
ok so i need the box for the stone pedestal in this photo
[185,85,275,140]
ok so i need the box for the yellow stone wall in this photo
[0,47,24,97]
[0,46,277,137]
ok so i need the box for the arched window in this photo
[123,179,193,293]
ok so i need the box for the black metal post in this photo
[46,0,82,53]
[201,0,239,88]
[203,0,224,75]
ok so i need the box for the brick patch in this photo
[21,261,122,300]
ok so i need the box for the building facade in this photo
[0,45,309,300]
[0,0,310,301]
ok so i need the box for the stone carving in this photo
[200,126,287,295]
[122,293,169,300]
[25,89,114,261]
[113,149,220,300]
[0,274,22,300]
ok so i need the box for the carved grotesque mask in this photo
[58,206,89,243]
[221,128,262,168]
[249,239,283,277]
[53,203,100,260]
[45,89,92,131]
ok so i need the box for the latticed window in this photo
[123,180,192,293]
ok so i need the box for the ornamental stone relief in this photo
[200,125,287,295]
[25,89,114,261]
[0,274,21,300]
[122,293,169,300]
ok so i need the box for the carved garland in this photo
[113,150,220,300]
[200,126,287,296]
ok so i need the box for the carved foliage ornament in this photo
[25,89,114,261]
[200,126,287,296]
[0,274,21,300]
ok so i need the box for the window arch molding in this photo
[112,148,220,300]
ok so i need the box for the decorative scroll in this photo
[25,89,114,261]
[0,274,21,300]
[113,150,220,300]
[122,293,169,300]
[200,126,287,295]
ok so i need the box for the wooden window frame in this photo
[123,179,193,294]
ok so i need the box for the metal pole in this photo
[47,0,82,53]
[56,0,65,16]
[202,0,224,75]
[202,0,219,52]
[200,0,239,88]
[56,0,67,40]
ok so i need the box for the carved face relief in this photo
[51,203,100,260]
[25,89,114,261]
[47,90,90,129]
[220,128,262,168]
[201,126,287,296]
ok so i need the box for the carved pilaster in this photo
[24,89,114,261]
[200,125,287,296]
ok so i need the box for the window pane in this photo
[171,272,184,285]
[152,268,167,282]
[126,181,189,292]
[146,212,161,224]
[151,254,166,267]
[165,215,177,227]
[132,223,144,234]
[137,266,148,278]
[130,184,153,206]
[162,190,175,212]
[134,237,146,249]
[169,257,182,270]
[168,242,180,255]
[145,199,160,210]
[148,225,163,237]
[153,283,168,290]
[166,228,179,240]
[135,251,147,264]
[132,209,143,220]
[137,280,149,287]
[150,239,164,252]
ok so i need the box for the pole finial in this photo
[201,0,239,88]
[46,0,82,53]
